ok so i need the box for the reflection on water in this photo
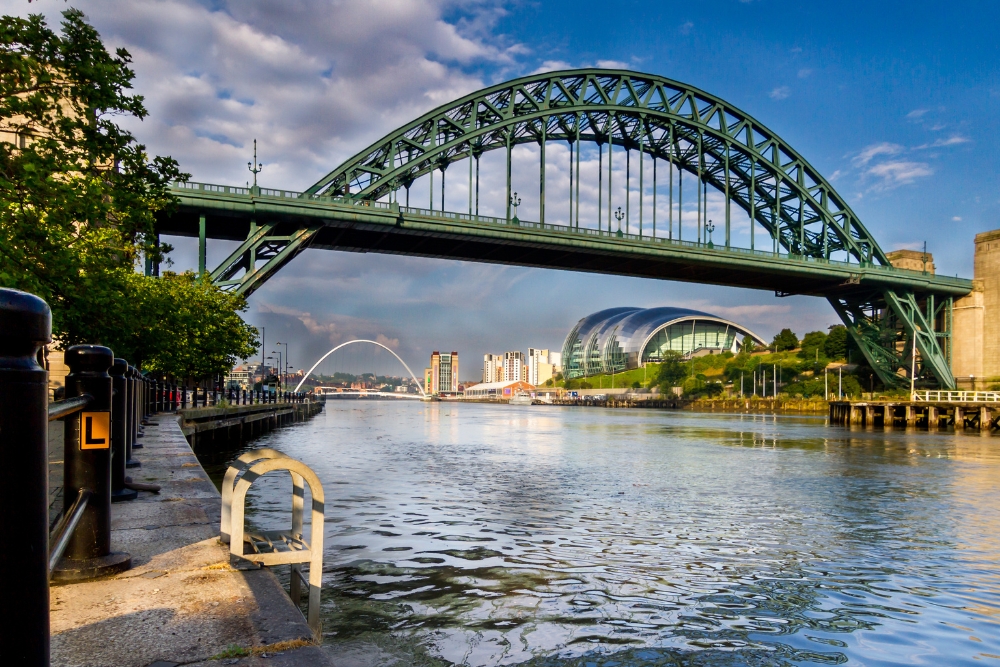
[227,401,1000,666]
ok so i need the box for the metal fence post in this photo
[51,345,131,581]
[126,367,141,462]
[110,359,137,503]
[0,288,52,665]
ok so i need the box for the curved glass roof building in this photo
[561,307,766,379]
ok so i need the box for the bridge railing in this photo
[169,181,968,284]
[912,390,1000,403]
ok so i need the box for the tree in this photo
[116,271,259,380]
[798,331,827,360]
[653,351,687,390]
[772,328,799,352]
[0,11,257,380]
[824,325,848,360]
[0,10,182,340]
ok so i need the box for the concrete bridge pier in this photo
[980,406,992,432]
[955,406,964,428]
[927,406,939,429]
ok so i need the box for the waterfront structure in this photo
[952,229,1000,386]
[528,348,555,386]
[561,307,766,379]
[463,380,535,399]
[162,69,971,389]
[483,353,503,383]
[426,351,459,395]
[503,351,525,382]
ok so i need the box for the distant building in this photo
[527,348,555,386]
[483,353,503,383]
[503,351,524,382]
[463,380,535,399]
[549,351,562,372]
[561,307,765,379]
[226,366,253,390]
[426,351,459,395]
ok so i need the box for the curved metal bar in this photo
[292,339,426,396]
[230,456,325,636]
[308,68,885,266]
[220,448,294,544]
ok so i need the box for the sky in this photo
[8,0,1000,380]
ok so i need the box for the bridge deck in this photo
[158,183,972,299]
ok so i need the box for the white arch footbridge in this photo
[293,339,427,398]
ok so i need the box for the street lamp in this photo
[614,206,624,237]
[509,192,521,223]
[275,341,289,391]
[271,350,282,391]
[705,220,715,249]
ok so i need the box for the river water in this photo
[214,400,1000,666]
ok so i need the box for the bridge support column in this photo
[981,407,991,432]
[927,406,938,429]
[905,405,916,426]
[954,406,964,429]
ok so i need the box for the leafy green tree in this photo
[0,11,258,380]
[0,10,182,340]
[824,325,848,360]
[798,331,827,360]
[741,337,756,354]
[116,271,258,380]
[653,351,687,390]
[772,328,799,352]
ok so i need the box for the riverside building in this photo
[561,307,765,380]
[425,351,459,395]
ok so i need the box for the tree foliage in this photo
[824,326,848,360]
[0,10,257,380]
[771,328,799,352]
[653,350,687,390]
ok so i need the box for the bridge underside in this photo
[158,190,969,391]
[158,207,943,299]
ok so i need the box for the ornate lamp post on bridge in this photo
[509,192,521,224]
[248,138,263,194]
[706,220,715,249]
[614,206,625,238]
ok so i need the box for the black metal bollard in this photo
[127,367,142,459]
[52,345,131,581]
[0,288,52,664]
[181,384,187,409]
[110,359,137,503]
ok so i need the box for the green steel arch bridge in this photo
[156,69,972,390]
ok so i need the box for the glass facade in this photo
[560,307,765,379]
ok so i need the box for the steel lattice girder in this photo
[308,69,886,267]
[209,221,320,296]
[828,291,955,389]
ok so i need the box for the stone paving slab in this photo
[49,413,333,667]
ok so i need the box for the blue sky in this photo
[10,0,999,379]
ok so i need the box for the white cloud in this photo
[952,216,962,222]
[679,21,694,35]
[865,160,933,187]
[797,68,812,78]
[40,0,522,190]
[530,60,573,74]
[595,59,630,70]
[914,135,971,149]
[906,108,929,119]
[852,142,904,166]
[769,86,790,100]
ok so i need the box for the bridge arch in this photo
[293,340,426,397]
[308,68,886,267]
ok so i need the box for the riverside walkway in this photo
[48,413,333,667]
